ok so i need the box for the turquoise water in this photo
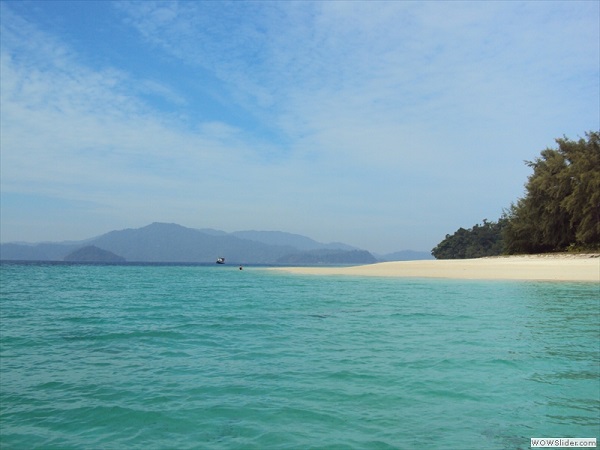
[1,263,598,449]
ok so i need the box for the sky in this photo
[1,1,598,254]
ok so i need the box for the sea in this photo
[0,262,598,450]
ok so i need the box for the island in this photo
[63,246,126,263]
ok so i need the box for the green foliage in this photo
[431,130,599,258]
[504,131,600,253]
[432,219,507,259]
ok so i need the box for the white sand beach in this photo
[269,254,600,282]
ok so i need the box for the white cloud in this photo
[1,1,598,251]
[114,0,595,178]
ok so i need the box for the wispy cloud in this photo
[1,1,598,251]
[116,1,598,172]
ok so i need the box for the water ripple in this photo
[1,265,598,449]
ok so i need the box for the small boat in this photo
[216,257,225,264]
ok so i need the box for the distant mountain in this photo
[377,250,434,261]
[88,223,294,263]
[0,242,80,261]
[197,228,229,236]
[276,249,377,265]
[231,230,356,251]
[0,222,375,264]
[64,246,126,263]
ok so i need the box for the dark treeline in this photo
[432,219,508,259]
[432,131,599,259]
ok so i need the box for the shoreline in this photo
[267,254,600,282]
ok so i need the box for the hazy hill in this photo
[89,223,294,263]
[231,230,356,251]
[0,242,80,261]
[63,246,126,263]
[377,250,434,261]
[0,222,375,264]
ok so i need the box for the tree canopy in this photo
[503,131,599,253]
[431,219,507,259]
[431,131,599,258]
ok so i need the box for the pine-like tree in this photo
[504,131,599,253]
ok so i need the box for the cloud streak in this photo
[1,1,598,252]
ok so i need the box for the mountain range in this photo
[0,222,432,264]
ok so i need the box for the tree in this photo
[504,131,600,253]
[559,132,600,246]
[432,219,507,259]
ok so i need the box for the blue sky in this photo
[1,1,598,253]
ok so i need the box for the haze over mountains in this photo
[0,223,432,264]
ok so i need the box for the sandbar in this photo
[268,254,599,282]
